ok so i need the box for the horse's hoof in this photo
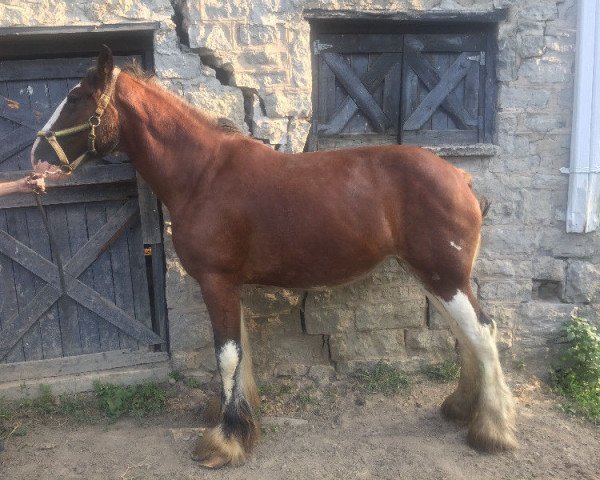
[467,414,517,452]
[441,392,473,423]
[191,451,230,469]
[192,427,247,468]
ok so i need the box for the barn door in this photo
[313,33,402,150]
[401,33,487,145]
[0,55,165,364]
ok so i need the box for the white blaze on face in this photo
[30,82,81,168]
[219,340,240,406]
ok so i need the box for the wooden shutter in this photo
[313,34,402,150]
[401,33,489,145]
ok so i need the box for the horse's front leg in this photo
[192,275,260,468]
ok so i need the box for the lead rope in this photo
[34,192,67,295]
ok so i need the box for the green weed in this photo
[352,362,410,395]
[258,383,292,397]
[93,381,168,419]
[421,360,461,383]
[551,315,600,424]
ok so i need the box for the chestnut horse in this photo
[31,47,516,467]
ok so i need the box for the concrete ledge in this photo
[425,143,499,157]
[0,362,172,401]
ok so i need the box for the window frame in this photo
[308,16,501,150]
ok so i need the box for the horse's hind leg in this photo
[191,276,260,468]
[429,285,516,451]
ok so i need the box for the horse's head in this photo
[31,45,121,175]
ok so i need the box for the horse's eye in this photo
[67,95,79,104]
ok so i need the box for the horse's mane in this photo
[116,61,245,136]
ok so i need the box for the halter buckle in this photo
[89,115,101,127]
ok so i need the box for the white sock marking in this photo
[219,340,240,406]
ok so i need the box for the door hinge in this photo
[467,52,486,66]
[467,52,485,65]
[313,40,333,55]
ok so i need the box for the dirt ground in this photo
[1,372,599,480]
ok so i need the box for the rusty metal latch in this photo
[313,40,333,55]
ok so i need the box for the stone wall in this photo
[2,0,599,381]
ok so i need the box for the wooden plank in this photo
[405,33,486,53]
[0,182,138,209]
[0,211,25,363]
[150,242,168,344]
[383,58,401,133]
[0,284,61,361]
[0,163,136,186]
[66,203,101,355]
[317,57,336,127]
[0,350,169,383]
[0,22,160,39]
[127,214,153,330]
[403,53,471,131]
[483,33,496,143]
[136,173,162,244]
[5,206,43,361]
[0,55,137,82]
[106,201,138,350]
[320,53,400,136]
[5,81,35,170]
[66,281,164,345]
[305,9,509,23]
[0,126,34,162]
[322,52,390,133]
[402,128,478,145]
[47,205,82,357]
[345,54,370,134]
[85,204,120,352]
[316,34,402,53]
[431,54,452,131]
[65,199,138,278]
[403,44,477,129]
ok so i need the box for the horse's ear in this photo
[96,45,114,86]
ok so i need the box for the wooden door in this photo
[313,33,403,150]
[0,55,165,364]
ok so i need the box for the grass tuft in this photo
[352,362,410,395]
[420,360,461,383]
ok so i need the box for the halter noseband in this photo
[36,67,121,173]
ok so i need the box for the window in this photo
[310,20,498,150]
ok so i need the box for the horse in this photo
[31,46,516,468]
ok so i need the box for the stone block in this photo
[518,35,545,58]
[329,330,405,363]
[263,91,312,117]
[518,57,570,84]
[242,285,301,316]
[241,49,284,67]
[185,82,246,132]
[355,300,426,331]
[478,279,532,302]
[525,114,567,133]
[532,257,566,282]
[304,307,354,335]
[498,85,550,110]
[427,302,446,330]
[253,117,289,144]
[281,117,311,153]
[564,261,600,303]
[238,24,279,45]
[404,329,455,353]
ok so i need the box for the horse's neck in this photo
[115,74,220,210]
